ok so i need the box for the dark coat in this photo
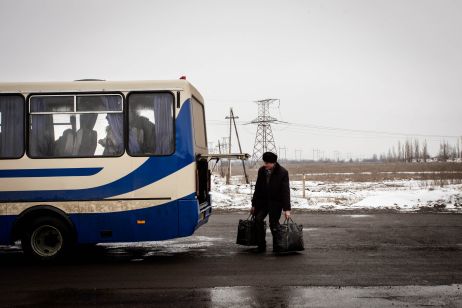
[251,162,291,211]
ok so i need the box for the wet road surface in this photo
[1,212,461,307]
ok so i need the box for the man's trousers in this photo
[254,205,282,248]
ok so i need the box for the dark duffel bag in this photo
[273,217,304,252]
[236,214,266,246]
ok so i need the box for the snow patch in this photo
[210,174,462,212]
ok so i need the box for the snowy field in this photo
[210,174,462,212]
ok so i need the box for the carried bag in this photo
[273,217,304,252]
[236,214,266,246]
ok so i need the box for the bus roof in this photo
[0,79,204,102]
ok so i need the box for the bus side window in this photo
[191,97,207,149]
[0,95,24,159]
[127,93,174,156]
[28,95,124,158]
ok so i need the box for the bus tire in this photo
[21,216,73,261]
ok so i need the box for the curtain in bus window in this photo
[152,93,174,155]
[0,95,24,158]
[101,96,124,156]
[29,98,56,157]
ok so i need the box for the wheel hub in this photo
[30,225,63,257]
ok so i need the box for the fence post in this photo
[302,173,306,198]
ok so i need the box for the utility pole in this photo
[347,152,352,161]
[217,139,225,177]
[226,108,233,184]
[279,146,287,161]
[226,108,249,184]
[316,149,322,161]
[294,149,302,161]
[334,151,340,162]
[220,137,228,178]
[250,99,278,164]
[220,138,228,154]
[313,148,321,161]
[208,142,215,154]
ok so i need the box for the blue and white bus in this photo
[0,79,213,260]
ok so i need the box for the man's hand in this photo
[250,207,255,215]
[284,210,291,219]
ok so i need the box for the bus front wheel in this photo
[21,216,73,261]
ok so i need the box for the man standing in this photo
[250,151,291,252]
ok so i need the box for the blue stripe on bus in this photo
[0,99,194,202]
[0,167,103,178]
[0,193,201,245]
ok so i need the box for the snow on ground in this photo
[210,174,462,212]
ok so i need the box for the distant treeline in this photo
[369,139,462,163]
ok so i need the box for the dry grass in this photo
[221,161,462,184]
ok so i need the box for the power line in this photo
[207,119,459,139]
[277,122,459,139]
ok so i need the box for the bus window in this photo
[28,94,124,158]
[0,95,24,158]
[191,97,207,149]
[127,92,174,156]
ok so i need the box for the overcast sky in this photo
[0,0,460,159]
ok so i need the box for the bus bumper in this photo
[178,194,212,236]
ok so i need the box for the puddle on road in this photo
[303,228,319,231]
[208,285,462,307]
[98,236,226,259]
[341,214,373,218]
[6,285,461,307]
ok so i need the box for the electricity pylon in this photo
[250,99,279,163]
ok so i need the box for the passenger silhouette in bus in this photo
[129,110,156,154]
[98,125,119,156]
[75,113,98,156]
[54,115,77,156]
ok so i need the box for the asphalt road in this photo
[1,211,462,307]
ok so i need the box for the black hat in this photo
[262,152,277,163]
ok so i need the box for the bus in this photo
[0,79,214,260]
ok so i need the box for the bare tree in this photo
[457,137,461,161]
[414,139,420,162]
[380,153,386,162]
[404,139,414,163]
[439,141,449,162]
[459,137,462,160]
[451,145,458,161]
[387,149,393,162]
[421,140,428,163]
